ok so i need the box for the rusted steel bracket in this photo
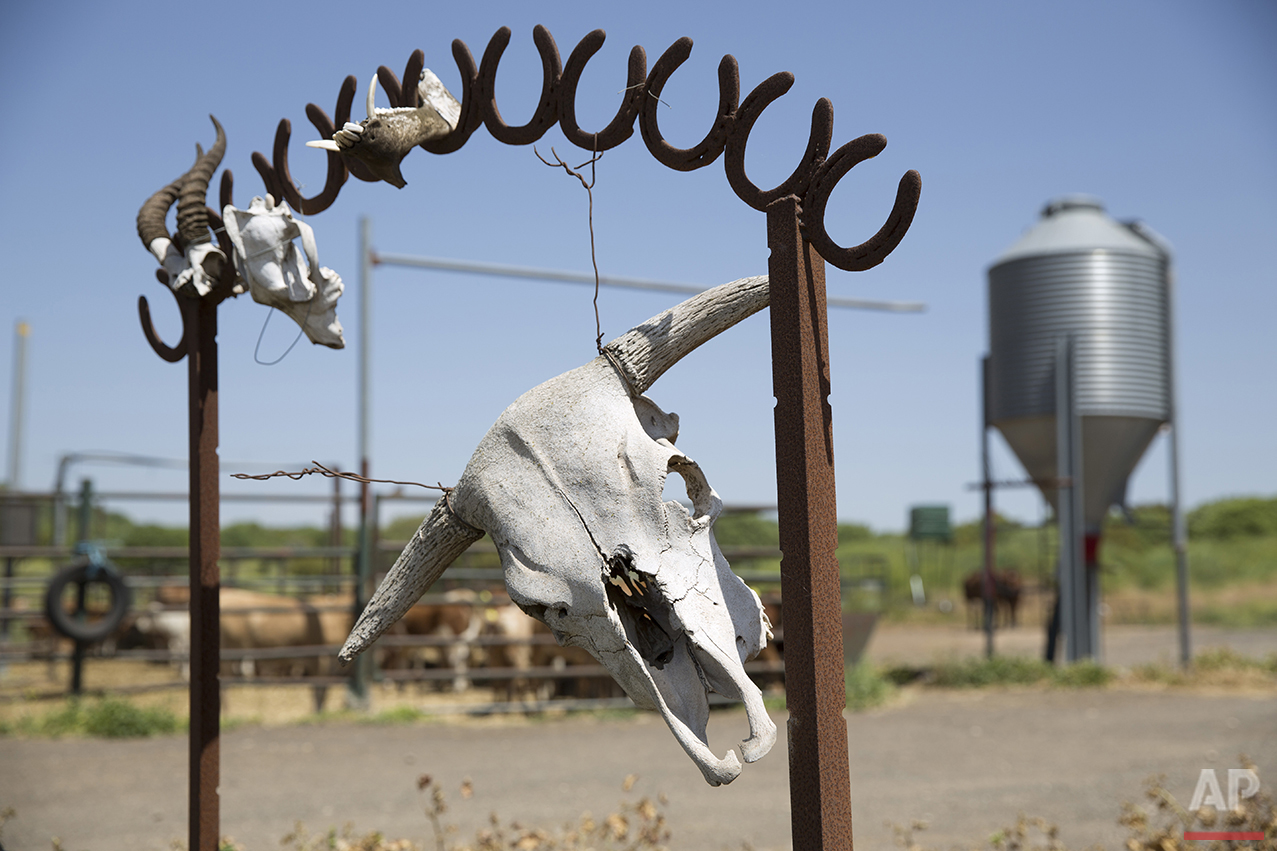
[138,24,921,851]
[135,124,240,851]
[137,287,225,851]
[250,25,920,272]
[768,196,854,849]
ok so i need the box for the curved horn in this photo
[176,115,226,246]
[339,498,484,663]
[603,275,770,395]
[136,177,182,253]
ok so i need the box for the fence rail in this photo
[1,492,882,712]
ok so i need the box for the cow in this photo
[479,598,624,703]
[962,569,1022,628]
[750,594,785,693]
[124,587,353,679]
[378,588,485,692]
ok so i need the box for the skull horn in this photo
[136,176,183,255]
[603,275,770,395]
[175,115,226,247]
[339,499,483,663]
[341,274,770,663]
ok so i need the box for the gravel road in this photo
[2,625,1274,851]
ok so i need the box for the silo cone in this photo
[987,196,1170,661]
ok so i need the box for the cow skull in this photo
[223,194,345,348]
[341,275,776,785]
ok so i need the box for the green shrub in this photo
[930,656,1052,688]
[1050,660,1111,688]
[19,701,87,737]
[1193,646,1277,674]
[370,705,427,725]
[926,657,1112,689]
[83,698,179,738]
[1189,496,1277,539]
[7,698,180,738]
[845,664,895,711]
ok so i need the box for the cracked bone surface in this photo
[222,194,345,348]
[342,275,777,785]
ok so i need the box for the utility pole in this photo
[6,320,29,489]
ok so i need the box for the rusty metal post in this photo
[183,295,221,851]
[767,195,853,851]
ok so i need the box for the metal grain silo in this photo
[984,195,1180,662]
[988,195,1170,527]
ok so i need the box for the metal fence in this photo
[0,487,881,713]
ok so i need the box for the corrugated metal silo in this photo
[987,195,1170,529]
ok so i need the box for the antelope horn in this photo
[176,115,226,246]
[339,499,483,663]
[603,275,770,395]
[136,176,183,257]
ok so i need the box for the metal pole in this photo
[77,478,93,542]
[372,252,926,314]
[70,478,93,695]
[1166,267,1191,668]
[351,216,374,706]
[1055,335,1087,661]
[53,455,70,546]
[185,295,221,851]
[766,196,853,851]
[330,473,342,578]
[981,357,995,657]
[6,320,29,488]
[359,216,372,487]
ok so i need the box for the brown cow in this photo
[125,588,353,680]
[378,587,484,692]
[962,569,1022,628]
[480,599,624,702]
[219,588,351,678]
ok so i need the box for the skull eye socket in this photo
[664,456,721,523]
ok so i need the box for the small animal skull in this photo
[307,69,460,188]
[342,275,777,785]
[136,115,230,298]
[223,194,345,348]
[136,115,345,351]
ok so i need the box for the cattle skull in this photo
[223,194,345,348]
[341,275,776,785]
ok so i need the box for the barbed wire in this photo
[230,460,451,492]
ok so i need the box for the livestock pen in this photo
[1,487,882,720]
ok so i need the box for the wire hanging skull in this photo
[341,275,778,785]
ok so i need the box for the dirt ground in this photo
[1,624,1274,851]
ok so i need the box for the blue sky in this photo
[1,0,1274,533]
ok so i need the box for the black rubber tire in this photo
[43,563,132,643]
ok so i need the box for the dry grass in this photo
[0,659,552,732]
[1105,582,1277,627]
[890,758,1276,851]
